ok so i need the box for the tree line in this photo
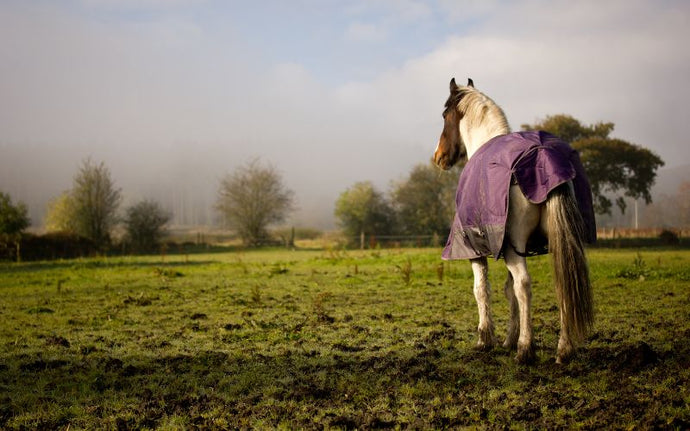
[1,159,172,256]
[0,157,296,257]
[334,163,461,244]
[334,114,666,242]
[0,113,669,256]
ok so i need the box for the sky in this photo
[1,0,689,228]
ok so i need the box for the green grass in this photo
[1,248,689,429]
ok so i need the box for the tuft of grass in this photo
[396,257,413,286]
[616,252,649,279]
[251,284,262,305]
[436,262,445,283]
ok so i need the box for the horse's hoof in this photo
[503,338,518,351]
[477,328,496,350]
[556,349,574,365]
[475,341,494,351]
[515,346,536,365]
[557,341,575,364]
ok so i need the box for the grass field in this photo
[1,247,689,429]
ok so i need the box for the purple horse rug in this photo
[442,130,596,260]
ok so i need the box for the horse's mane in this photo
[447,85,511,139]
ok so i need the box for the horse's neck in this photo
[461,124,509,159]
[460,102,511,159]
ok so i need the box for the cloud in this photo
[78,0,209,10]
[344,22,388,43]
[345,0,432,22]
[336,0,690,167]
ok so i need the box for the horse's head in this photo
[433,78,471,170]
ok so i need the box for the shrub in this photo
[0,232,97,262]
[124,200,171,253]
[659,229,680,245]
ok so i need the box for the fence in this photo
[348,228,690,250]
[596,227,689,239]
[344,233,445,249]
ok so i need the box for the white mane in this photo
[456,87,511,158]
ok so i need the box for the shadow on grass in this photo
[1,336,688,429]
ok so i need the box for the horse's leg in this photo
[503,272,519,350]
[557,306,574,364]
[471,256,495,349]
[504,249,535,363]
[505,186,541,364]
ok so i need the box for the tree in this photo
[642,181,690,228]
[679,181,690,228]
[334,181,395,240]
[522,114,664,215]
[0,191,30,235]
[124,200,171,253]
[44,191,77,233]
[70,159,122,247]
[390,162,461,236]
[0,191,30,262]
[216,159,294,246]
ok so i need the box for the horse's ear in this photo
[450,78,458,92]
[467,78,474,87]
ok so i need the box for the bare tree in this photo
[216,159,294,246]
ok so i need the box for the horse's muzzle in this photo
[434,145,458,170]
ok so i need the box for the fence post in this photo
[360,231,365,250]
[287,226,295,248]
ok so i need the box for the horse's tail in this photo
[547,184,594,343]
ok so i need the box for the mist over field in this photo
[1,0,689,229]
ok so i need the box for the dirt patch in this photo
[424,326,457,343]
[123,295,159,306]
[45,335,70,348]
[19,359,69,372]
[612,341,659,372]
[333,342,365,352]
[26,307,54,314]
[104,358,123,372]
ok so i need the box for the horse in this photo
[433,78,595,364]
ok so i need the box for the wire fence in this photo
[344,227,690,250]
[346,233,446,249]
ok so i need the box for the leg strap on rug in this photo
[508,240,530,258]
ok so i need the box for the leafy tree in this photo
[523,114,614,143]
[522,114,664,214]
[391,162,461,236]
[0,191,30,235]
[216,159,294,247]
[334,181,395,239]
[44,191,77,233]
[69,159,122,247]
[124,200,171,253]
[0,191,30,262]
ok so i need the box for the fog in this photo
[2,1,689,229]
